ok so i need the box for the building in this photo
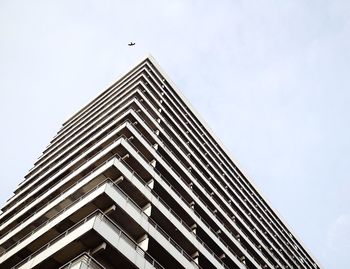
[0,55,321,269]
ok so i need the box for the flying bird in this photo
[128,42,135,46]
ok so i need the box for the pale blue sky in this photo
[0,1,349,268]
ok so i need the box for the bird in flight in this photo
[128,42,135,46]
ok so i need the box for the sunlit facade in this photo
[0,56,321,269]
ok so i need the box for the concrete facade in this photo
[0,56,321,268]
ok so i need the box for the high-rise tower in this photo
[0,56,320,269]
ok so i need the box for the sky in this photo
[0,1,349,268]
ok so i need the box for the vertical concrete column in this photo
[122,154,129,160]
[137,234,149,252]
[104,205,116,215]
[219,254,226,260]
[147,179,155,189]
[114,176,124,184]
[191,251,200,265]
[190,223,197,234]
[150,159,157,168]
[240,256,246,265]
[235,234,241,242]
[190,201,195,210]
[142,202,152,217]
[90,242,107,255]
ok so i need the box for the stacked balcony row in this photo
[1,57,320,269]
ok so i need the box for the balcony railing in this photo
[6,166,236,269]
[6,111,135,211]
[59,252,105,269]
[0,178,113,257]
[138,89,312,267]
[125,110,273,267]
[129,100,295,267]
[11,209,164,269]
[0,135,127,242]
